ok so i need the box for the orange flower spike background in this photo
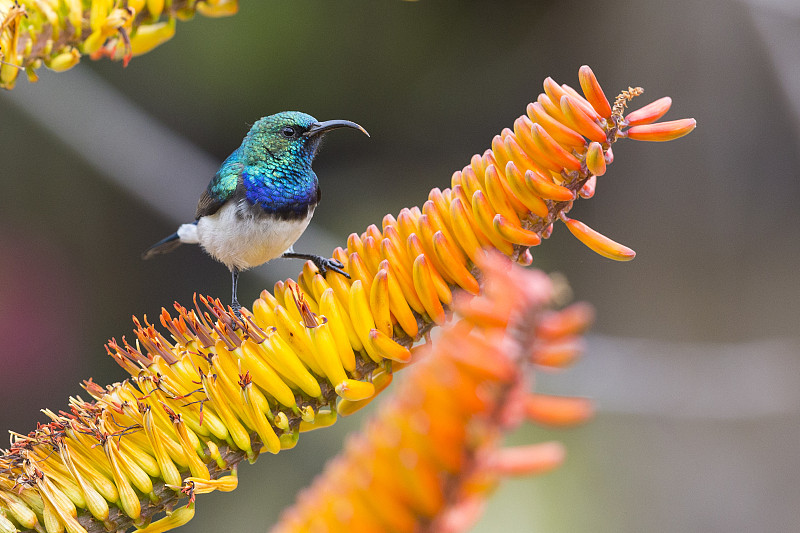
[0,66,695,533]
[271,253,594,533]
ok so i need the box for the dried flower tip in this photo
[611,86,645,125]
[626,118,697,142]
[290,284,318,328]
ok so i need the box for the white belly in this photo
[193,202,314,271]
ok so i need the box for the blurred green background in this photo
[2,1,799,531]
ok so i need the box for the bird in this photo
[142,111,369,314]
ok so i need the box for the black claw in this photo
[315,257,350,279]
[282,252,350,278]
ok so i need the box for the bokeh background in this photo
[2,0,799,531]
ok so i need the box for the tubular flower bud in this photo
[129,19,176,57]
[626,118,697,142]
[196,0,239,18]
[0,67,693,533]
[578,65,613,119]
[134,505,195,533]
[493,214,542,247]
[531,123,583,172]
[560,82,603,122]
[585,141,607,177]
[579,174,597,199]
[560,95,608,143]
[527,101,587,148]
[561,213,637,261]
[624,96,672,126]
[0,0,239,89]
[524,169,575,202]
[523,393,594,427]
[480,442,566,477]
[334,379,376,402]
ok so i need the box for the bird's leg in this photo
[281,252,350,278]
[230,267,242,318]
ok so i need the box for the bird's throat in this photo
[242,167,320,219]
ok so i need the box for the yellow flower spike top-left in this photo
[0,0,239,90]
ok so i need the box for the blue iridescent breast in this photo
[242,165,319,219]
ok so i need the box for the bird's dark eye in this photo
[281,126,298,139]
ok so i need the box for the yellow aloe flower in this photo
[0,0,239,89]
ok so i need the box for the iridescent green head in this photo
[241,111,369,169]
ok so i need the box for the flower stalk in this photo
[0,66,694,533]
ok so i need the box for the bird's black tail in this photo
[142,233,183,260]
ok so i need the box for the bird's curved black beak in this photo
[304,119,370,138]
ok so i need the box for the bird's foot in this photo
[230,300,243,320]
[313,256,350,278]
[282,252,350,278]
